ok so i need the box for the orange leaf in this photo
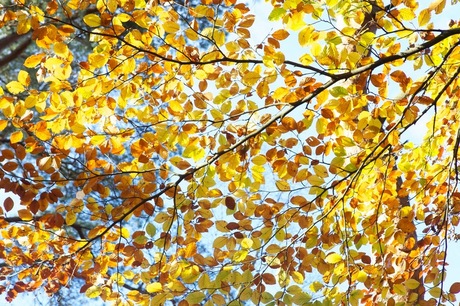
[18,209,33,221]
[397,219,416,233]
[272,29,289,40]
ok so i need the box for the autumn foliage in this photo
[1,0,460,304]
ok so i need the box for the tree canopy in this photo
[1,0,460,305]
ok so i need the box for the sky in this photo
[1,0,460,304]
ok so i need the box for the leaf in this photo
[146,223,156,237]
[6,81,25,94]
[398,8,416,21]
[428,287,441,298]
[225,196,236,210]
[272,29,289,40]
[291,271,304,284]
[291,196,308,206]
[298,26,313,46]
[325,253,342,264]
[262,273,276,285]
[10,131,23,144]
[405,279,420,289]
[186,291,205,304]
[450,282,460,294]
[429,0,446,14]
[275,180,291,191]
[306,175,324,186]
[268,8,286,21]
[85,285,102,298]
[329,86,348,98]
[18,70,30,87]
[3,197,14,212]
[83,14,101,27]
[241,238,253,249]
[146,282,162,293]
[163,21,180,33]
[397,219,416,233]
[418,9,431,26]
[66,211,77,225]
[233,250,248,262]
[18,209,33,221]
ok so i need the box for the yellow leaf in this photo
[85,285,102,298]
[18,70,30,87]
[167,279,187,292]
[181,265,200,283]
[66,211,77,225]
[90,135,106,145]
[398,8,416,21]
[242,71,260,86]
[163,21,180,33]
[183,146,205,162]
[185,28,199,40]
[291,271,304,284]
[429,0,446,14]
[146,282,162,293]
[275,180,290,191]
[356,270,367,282]
[233,250,248,262]
[6,81,25,94]
[298,26,313,46]
[0,120,8,131]
[306,175,324,186]
[106,0,118,13]
[54,42,70,58]
[168,100,183,113]
[10,131,23,144]
[83,14,101,27]
[121,227,130,239]
[418,9,431,26]
[17,18,31,35]
[252,155,267,165]
[286,11,306,31]
[241,238,253,249]
[325,253,342,264]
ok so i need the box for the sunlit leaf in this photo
[325,253,342,264]
[85,285,102,298]
[83,14,101,27]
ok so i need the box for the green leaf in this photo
[268,8,286,21]
[330,86,348,98]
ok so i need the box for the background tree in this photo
[1,0,460,305]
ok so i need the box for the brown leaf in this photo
[397,219,416,233]
[225,197,236,210]
[3,197,14,212]
[450,282,460,294]
[262,273,276,285]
